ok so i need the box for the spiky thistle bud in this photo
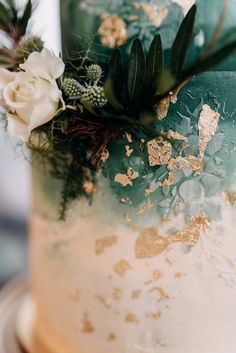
[14,36,44,67]
[81,85,107,108]
[85,64,103,82]
[63,78,82,98]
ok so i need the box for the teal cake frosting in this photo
[60,0,236,226]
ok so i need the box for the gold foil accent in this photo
[133,3,169,27]
[95,235,118,255]
[95,295,111,309]
[132,289,142,299]
[147,137,172,166]
[222,191,236,206]
[125,313,139,325]
[99,14,128,48]
[125,145,134,157]
[107,333,117,341]
[135,215,210,258]
[198,104,220,158]
[160,172,176,187]
[149,286,170,300]
[125,132,133,143]
[137,202,154,215]
[174,272,185,278]
[153,270,163,280]
[82,312,95,333]
[168,155,204,175]
[166,130,188,142]
[146,311,162,320]
[112,287,122,301]
[165,257,174,266]
[124,212,132,225]
[114,259,132,277]
[115,167,139,186]
[83,181,97,194]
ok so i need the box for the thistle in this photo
[85,64,103,82]
[63,78,83,98]
[81,85,107,108]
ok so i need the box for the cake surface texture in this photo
[28,1,236,353]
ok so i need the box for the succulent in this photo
[81,85,107,108]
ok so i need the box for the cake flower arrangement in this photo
[0,0,235,218]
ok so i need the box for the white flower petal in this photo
[29,99,59,131]
[20,48,65,81]
[7,113,30,142]
[0,69,17,90]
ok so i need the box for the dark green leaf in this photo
[0,3,10,32]
[127,38,146,103]
[109,48,121,77]
[171,4,197,74]
[146,34,163,92]
[18,0,32,35]
[82,101,101,117]
[188,40,236,76]
[0,55,11,67]
[7,0,18,25]
[104,78,124,111]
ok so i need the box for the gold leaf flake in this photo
[160,172,176,187]
[127,167,139,180]
[107,333,117,341]
[146,311,162,320]
[125,145,134,157]
[145,185,156,196]
[125,312,139,325]
[83,181,97,194]
[153,270,163,280]
[149,287,170,300]
[166,130,188,142]
[165,257,174,266]
[115,173,133,186]
[124,212,132,225]
[135,216,210,258]
[114,259,132,277]
[168,155,204,175]
[132,289,142,299]
[82,312,95,333]
[137,202,154,215]
[222,191,236,206]
[147,137,172,166]
[95,235,118,255]
[125,132,133,143]
[135,227,169,258]
[112,287,122,301]
[174,272,185,278]
[95,295,111,309]
[156,96,171,120]
[198,104,220,158]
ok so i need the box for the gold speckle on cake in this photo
[124,212,132,225]
[174,272,185,278]
[95,295,111,309]
[165,257,174,266]
[146,311,162,320]
[114,259,132,277]
[125,312,139,325]
[147,137,172,166]
[160,171,176,187]
[82,312,95,333]
[95,235,118,255]
[115,167,139,187]
[132,289,142,299]
[125,132,133,143]
[127,167,139,180]
[198,104,220,158]
[112,287,122,301]
[168,155,204,175]
[135,227,169,258]
[107,332,117,341]
[125,145,134,157]
[135,215,210,258]
[222,191,236,206]
[83,181,97,194]
[99,14,127,48]
[149,287,170,301]
[133,3,169,27]
[137,202,154,215]
[153,269,163,280]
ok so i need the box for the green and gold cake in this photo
[1,0,236,353]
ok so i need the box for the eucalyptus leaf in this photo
[0,3,10,32]
[171,4,197,75]
[109,48,121,77]
[146,34,163,93]
[127,38,146,103]
[17,0,32,35]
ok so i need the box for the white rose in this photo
[0,49,65,142]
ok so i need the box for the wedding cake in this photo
[0,0,236,353]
